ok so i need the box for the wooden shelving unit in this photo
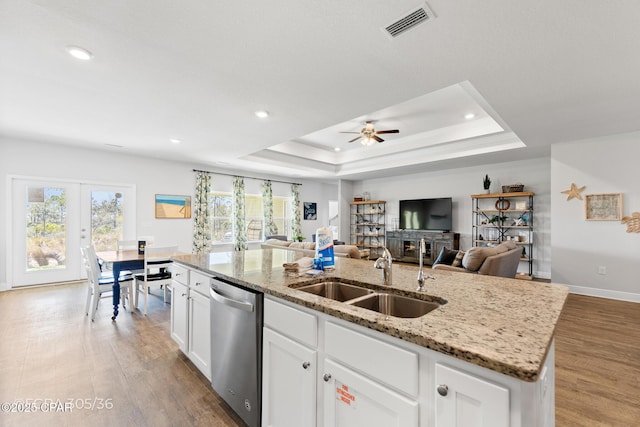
[350,200,385,259]
[471,192,534,277]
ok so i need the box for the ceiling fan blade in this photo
[375,129,399,134]
[339,131,361,134]
[348,136,363,143]
[372,135,384,143]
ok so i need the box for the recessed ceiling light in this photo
[254,110,269,119]
[334,147,341,152]
[66,45,93,61]
[464,113,476,120]
[170,138,182,144]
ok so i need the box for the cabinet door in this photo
[170,281,189,352]
[322,359,418,427]
[435,364,509,427]
[263,327,317,427]
[387,236,402,260]
[188,289,211,380]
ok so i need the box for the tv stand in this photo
[386,230,459,265]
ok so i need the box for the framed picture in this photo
[155,194,191,219]
[303,202,317,220]
[584,193,622,221]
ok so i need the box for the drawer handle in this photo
[437,384,449,396]
[323,373,332,382]
[195,282,201,286]
[302,361,310,370]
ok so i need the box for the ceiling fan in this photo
[340,121,399,145]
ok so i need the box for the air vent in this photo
[383,3,435,38]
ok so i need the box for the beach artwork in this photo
[155,194,191,219]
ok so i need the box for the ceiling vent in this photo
[383,3,435,38]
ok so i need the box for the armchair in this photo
[432,241,521,278]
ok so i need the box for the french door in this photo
[10,177,135,287]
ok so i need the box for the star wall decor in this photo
[561,182,586,201]
[621,212,640,233]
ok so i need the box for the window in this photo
[272,196,291,238]
[211,192,232,243]
[210,191,291,244]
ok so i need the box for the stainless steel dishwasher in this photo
[209,277,263,427]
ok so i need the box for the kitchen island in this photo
[172,248,568,427]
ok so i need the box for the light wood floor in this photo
[554,294,640,426]
[0,282,244,427]
[0,284,638,426]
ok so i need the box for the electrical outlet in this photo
[598,266,607,275]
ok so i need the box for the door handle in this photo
[209,288,254,312]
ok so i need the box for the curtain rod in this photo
[192,169,302,186]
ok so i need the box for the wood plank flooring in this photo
[0,282,244,427]
[0,283,638,426]
[554,294,640,426]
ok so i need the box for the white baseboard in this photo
[568,284,640,303]
[0,282,8,292]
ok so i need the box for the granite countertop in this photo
[173,248,568,382]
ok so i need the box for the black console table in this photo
[386,230,459,265]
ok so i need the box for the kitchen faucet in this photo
[374,247,393,286]
[417,238,434,291]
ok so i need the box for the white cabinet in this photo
[322,359,419,427]
[170,264,211,381]
[435,364,509,427]
[262,295,553,427]
[187,287,211,379]
[262,327,317,427]
[170,281,189,352]
[263,298,318,427]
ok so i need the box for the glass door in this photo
[10,178,135,287]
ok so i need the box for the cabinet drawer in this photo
[172,263,189,286]
[325,322,418,396]
[264,298,317,348]
[189,270,211,296]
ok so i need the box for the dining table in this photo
[95,249,179,320]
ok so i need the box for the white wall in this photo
[0,137,337,288]
[551,131,640,301]
[349,157,552,278]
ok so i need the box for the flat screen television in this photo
[399,198,452,232]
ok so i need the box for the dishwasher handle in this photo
[210,287,254,312]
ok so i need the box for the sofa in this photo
[261,239,364,259]
[431,241,521,278]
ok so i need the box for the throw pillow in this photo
[433,246,458,266]
[451,250,465,267]
[462,246,499,271]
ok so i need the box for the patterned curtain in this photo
[192,171,212,254]
[291,184,302,238]
[233,176,248,251]
[262,180,278,238]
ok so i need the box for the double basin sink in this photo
[289,279,446,319]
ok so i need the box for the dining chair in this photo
[116,239,138,251]
[81,246,134,321]
[133,245,178,315]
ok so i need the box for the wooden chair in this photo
[81,246,133,321]
[133,245,178,315]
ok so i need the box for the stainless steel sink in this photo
[348,293,441,318]
[295,281,375,302]
[291,279,444,318]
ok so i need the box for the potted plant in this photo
[483,174,492,193]
[294,234,305,242]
